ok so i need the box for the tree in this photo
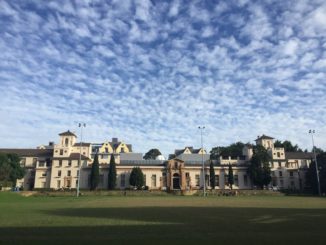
[228,163,234,190]
[129,167,144,189]
[108,154,117,190]
[90,153,99,190]
[209,160,215,189]
[143,149,162,160]
[306,152,326,195]
[210,142,245,160]
[247,145,272,189]
[274,140,303,152]
[0,153,25,187]
[313,146,324,154]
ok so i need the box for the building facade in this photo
[0,132,313,191]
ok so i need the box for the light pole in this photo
[198,126,206,196]
[76,123,86,197]
[309,129,321,196]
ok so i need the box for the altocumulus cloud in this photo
[0,0,326,156]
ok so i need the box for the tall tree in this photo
[108,154,117,190]
[306,152,326,195]
[0,153,25,187]
[90,153,99,190]
[247,145,272,189]
[210,142,245,160]
[274,140,303,152]
[143,149,162,160]
[129,167,144,189]
[209,160,216,189]
[228,163,234,190]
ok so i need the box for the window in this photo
[58,160,62,167]
[186,172,190,187]
[195,175,200,186]
[20,158,26,167]
[215,175,219,187]
[68,160,72,167]
[38,161,45,167]
[105,147,108,153]
[67,170,71,177]
[162,172,167,187]
[60,149,63,155]
[244,175,248,186]
[65,138,69,147]
[42,172,47,177]
[32,158,37,166]
[234,175,238,186]
[280,179,284,187]
[77,170,79,177]
[151,174,157,187]
[57,180,61,188]
[66,179,71,188]
[143,174,146,186]
[42,182,46,188]
[121,174,126,188]
[278,161,282,167]
[174,162,178,169]
[290,171,294,177]
[46,158,51,167]
[76,180,78,186]
[279,171,282,177]
[277,152,280,157]
[58,170,61,177]
[225,174,229,185]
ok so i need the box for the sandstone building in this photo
[0,131,314,191]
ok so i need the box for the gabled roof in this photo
[59,130,76,137]
[0,148,53,158]
[174,147,204,156]
[255,134,274,141]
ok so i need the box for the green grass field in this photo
[0,192,325,245]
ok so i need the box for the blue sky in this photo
[0,0,325,156]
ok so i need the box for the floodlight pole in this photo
[76,123,86,197]
[198,126,206,197]
[309,129,321,196]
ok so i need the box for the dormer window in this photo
[65,138,69,147]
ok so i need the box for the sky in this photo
[0,0,325,157]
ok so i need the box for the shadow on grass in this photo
[1,207,326,245]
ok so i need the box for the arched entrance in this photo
[173,173,180,189]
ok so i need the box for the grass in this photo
[0,192,326,244]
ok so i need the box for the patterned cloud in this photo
[0,0,325,156]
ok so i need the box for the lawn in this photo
[0,192,325,245]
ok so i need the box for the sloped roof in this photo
[53,153,90,160]
[255,134,274,141]
[73,142,91,147]
[59,130,76,137]
[174,147,204,156]
[285,152,314,160]
[0,148,53,158]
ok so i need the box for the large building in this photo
[0,131,314,191]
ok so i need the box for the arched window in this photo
[65,138,69,147]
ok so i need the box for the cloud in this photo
[0,0,325,157]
